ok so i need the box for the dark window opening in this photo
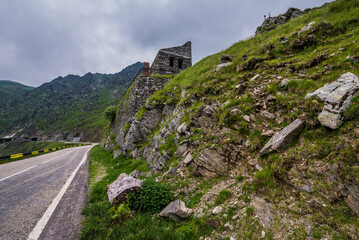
[169,57,174,67]
[178,59,183,69]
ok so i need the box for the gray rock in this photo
[177,122,187,134]
[251,197,273,228]
[220,55,233,63]
[194,148,228,178]
[306,72,359,129]
[159,200,193,221]
[123,121,142,151]
[266,95,276,101]
[107,173,143,204]
[162,167,177,179]
[113,150,122,159]
[183,152,193,165]
[261,130,275,137]
[139,108,162,137]
[174,141,188,158]
[260,110,276,120]
[243,115,251,122]
[212,206,223,215]
[203,105,215,116]
[129,170,145,178]
[345,184,359,217]
[260,119,305,154]
[214,62,233,72]
[298,21,315,35]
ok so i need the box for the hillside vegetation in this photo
[0,62,142,142]
[85,0,359,239]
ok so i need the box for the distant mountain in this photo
[0,62,142,142]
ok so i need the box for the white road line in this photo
[27,148,91,240]
[41,149,76,164]
[0,165,38,182]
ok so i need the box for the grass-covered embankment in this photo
[80,146,211,240]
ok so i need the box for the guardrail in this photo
[0,144,91,161]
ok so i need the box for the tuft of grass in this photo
[214,189,231,205]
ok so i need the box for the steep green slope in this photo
[86,0,359,239]
[0,62,142,141]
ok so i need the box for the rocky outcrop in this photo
[306,72,359,129]
[251,197,273,228]
[260,119,305,154]
[159,200,193,221]
[256,8,307,35]
[107,173,143,204]
[102,75,171,151]
[194,148,228,178]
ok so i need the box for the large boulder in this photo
[159,200,193,221]
[194,148,228,178]
[306,72,359,129]
[260,119,305,154]
[107,173,143,204]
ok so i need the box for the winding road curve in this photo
[0,144,94,240]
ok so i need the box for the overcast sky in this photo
[0,0,333,87]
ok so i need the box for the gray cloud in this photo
[0,0,333,87]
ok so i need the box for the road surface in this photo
[0,145,93,240]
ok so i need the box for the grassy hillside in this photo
[84,0,359,239]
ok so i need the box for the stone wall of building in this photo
[150,41,192,75]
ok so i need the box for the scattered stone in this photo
[261,230,266,238]
[280,78,290,87]
[298,21,316,35]
[251,74,260,81]
[251,197,273,228]
[345,184,359,217]
[243,115,251,122]
[262,130,275,137]
[162,167,177,179]
[305,72,359,129]
[205,218,221,228]
[224,223,234,231]
[177,122,187,134]
[260,110,276,120]
[212,206,223,215]
[220,55,233,63]
[183,152,193,165]
[159,200,193,221]
[113,150,122,159]
[107,173,143,204]
[260,119,305,154]
[194,148,228,178]
[129,170,145,178]
[174,141,188,158]
[214,62,233,72]
[266,95,276,101]
[203,105,216,116]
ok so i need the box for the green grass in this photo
[81,146,212,240]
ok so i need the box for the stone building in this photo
[150,41,192,75]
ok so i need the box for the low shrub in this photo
[214,189,231,205]
[129,178,174,213]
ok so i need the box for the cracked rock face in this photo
[306,72,359,129]
[159,200,193,221]
[260,119,305,155]
[107,173,143,204]
[194,148,228,178]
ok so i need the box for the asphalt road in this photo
[0,145,93,240]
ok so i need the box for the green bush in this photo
[214,189,231,205]
[104,106,117,122]
[129,178,174,213]
[254,167,276,190]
